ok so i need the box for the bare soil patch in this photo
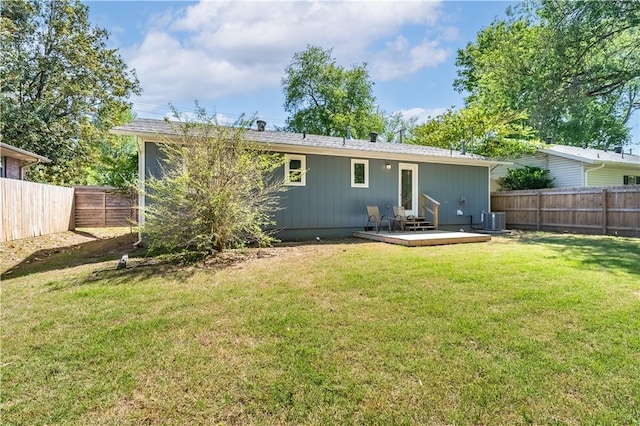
[1,229,367,276]
[0,228,137,274]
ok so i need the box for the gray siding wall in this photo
[273,153,489,238]
[273,155,397,234]
[144,143,490,240]
[420,162,489,226]
[145,142,165,179]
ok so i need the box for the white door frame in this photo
[398,163,419,216]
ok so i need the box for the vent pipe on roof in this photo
[460,140,466,155]
[582,141,587,149]
[369,132,378,143]
[545,136,553,144]
[613,146,623,154]
[256,120,266,131]
[346,126,352,140]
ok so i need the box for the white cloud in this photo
[398,107,449,124]
[127,31,282,104]
[370,36,450,81]
[125,0,451,107]
[161,110,237,126]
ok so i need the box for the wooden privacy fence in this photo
[1,178,75,242]
[74,186,137,228]
[491,186,640,237]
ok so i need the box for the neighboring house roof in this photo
[539,144,640,167]
[111,118,508,167]
[0,142,51,163]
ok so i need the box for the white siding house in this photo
[491,145,640,190]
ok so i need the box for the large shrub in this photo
[498,166,553,190]
[144,107,286,256]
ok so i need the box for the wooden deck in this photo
[353,230,491,247]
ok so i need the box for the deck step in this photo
[399,218,435,231]
[405,226,436,231]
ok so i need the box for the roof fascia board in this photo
[539,148,597,164]
[0,142,51,163]
[264,142,508,167]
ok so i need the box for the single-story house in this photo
[112,118,508,240]
[0,142,51,180]
[491,144,640,191]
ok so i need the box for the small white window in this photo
[351,159,369,188]
[285,154,306,186]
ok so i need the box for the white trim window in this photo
[351,159,369,188]
[285,154,306,186]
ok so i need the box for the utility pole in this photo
[394,128,406,144]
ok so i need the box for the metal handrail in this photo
[420,193,440,230]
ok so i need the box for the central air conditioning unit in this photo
[482,212,506,231]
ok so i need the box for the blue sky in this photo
[86,0,640,148]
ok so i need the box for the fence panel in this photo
[491,186,640,237]
[0,178,75,242]
[74,186,137,228]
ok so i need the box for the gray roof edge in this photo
[0,142,51,163]
[539,146,640,166]
[111,118,508,166]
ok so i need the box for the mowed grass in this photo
[1,232,639,425]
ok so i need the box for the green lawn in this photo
[2,232,639,425]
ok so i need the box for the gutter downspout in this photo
[584,162,605,187]
[489,165,501,207]
[133,136,144,248]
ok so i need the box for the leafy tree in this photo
[380,111,418,144]
[85,109,138,191]
[0,0,140,184]
[88,136,137,190]
[498,166,554,191]
[282,45,384,139]
[144,105,287,257]
[412,105,539,159]
[454,0,640,149]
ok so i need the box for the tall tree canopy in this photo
[0,0,140,184]
[454,0,640,149]
[412,105,538,159]
[282,45,385,140]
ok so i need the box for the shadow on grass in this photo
[513,232,640,276]
[2,234,371,284]
[79,237,373,287]
[70,229,104,239]
[1,233,147,281]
